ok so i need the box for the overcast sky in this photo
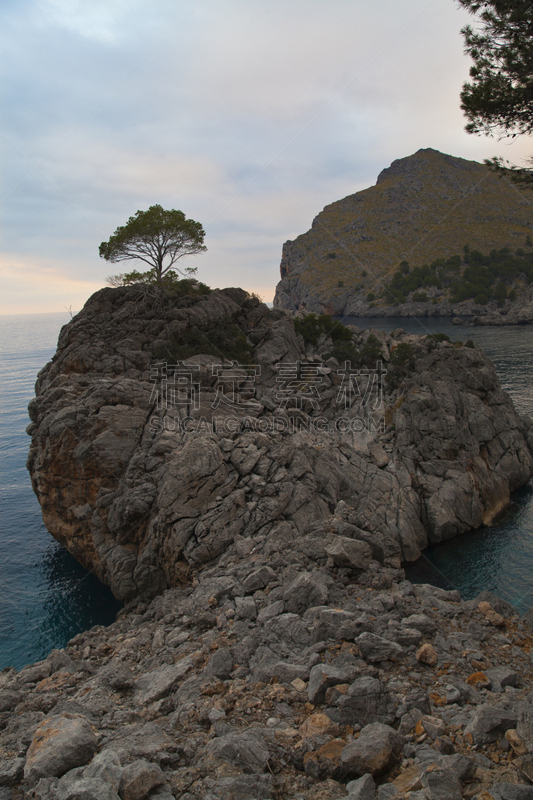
[2,0,531,314]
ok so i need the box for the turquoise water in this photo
[0,314,122,671]
[342,316,533,611]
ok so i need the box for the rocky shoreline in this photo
[3,550,533,799]
[6,283,533,799]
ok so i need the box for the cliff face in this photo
[273,148,533,316]
[26,286,533,603]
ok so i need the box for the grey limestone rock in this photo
[0,757,24,787]
[518,691,533,751]
[282,572,329,616]
[376,786,401,799]
[211,774,274,800]
[207,731,270,774]
[346,773,376,799]
[464,703,519,745]
[24,714,98,784]
[307,664,355,705]
[205,647,234,680]
[329,676,397,727]
[134,659,193,705]
[26,285,533,602]
[490,785,533,800]
[424,767,462,800]
[83,750,122,792]
[355,632,404,662]
[340,722,405,777]
[119,759,165,800]
[325,538,373,572]
[486,666,521,693]
[56,774,120,800]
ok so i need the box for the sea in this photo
[0,311,532,671]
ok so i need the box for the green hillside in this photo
[274,149,533,314]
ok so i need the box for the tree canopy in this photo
[100,205,207,285]
[458,0,533,182]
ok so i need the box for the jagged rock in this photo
[283,573,329,616]
[490,785,533,799]
[346,774,376,799]
[355,633,403,662]
[518,691,533,751]
[204,648,233,679]
[206,731,270,774]
[119,759,165,800]
[98,661,135,691]
[24,714,98,784]
[464,704,519,745]
[486,667,521,693]
[340,723,404,777]
[211,774,273,800]
[308,664,356,705]
[56,774,120,800]
[83,750,122,791]
[328,676,396,727]
[424,767,462,800]
[134,660,194,705]
[325,538,373,571]
[0,757,24,786]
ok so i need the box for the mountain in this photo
[273,148,533,317]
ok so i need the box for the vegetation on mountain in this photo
[380,243,532,307]
[100,205,207,286]
[274,150,533,315]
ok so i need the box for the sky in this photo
[1,0,532,314]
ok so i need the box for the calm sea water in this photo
[0,313,122,671]
[343,316,533,612]
[1,313,532,671]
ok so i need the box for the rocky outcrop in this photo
[4,564,533,799]
[8,284,533,799]
[273,148,533,318]
[26,285,533,602]
[472,285,533,326]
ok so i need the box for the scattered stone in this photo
[308,664,355,705]
[283,573,329,616]
[346,773,376,799]
[505,729,528,756]
[355,633,403,663]
[425,766,462,800]
[464,705,519,745]
[325,538,373,572]
[205,647,233,679]
[134,659,193,704]
[416,643,438,666]
[340,723,404,777]
[119,759,165,800]
[207,731,270,774]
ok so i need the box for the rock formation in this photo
[273,148,533,318]
[5,282,533,799]
[26,284,533,602]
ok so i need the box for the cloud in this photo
[1,0,531,314]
